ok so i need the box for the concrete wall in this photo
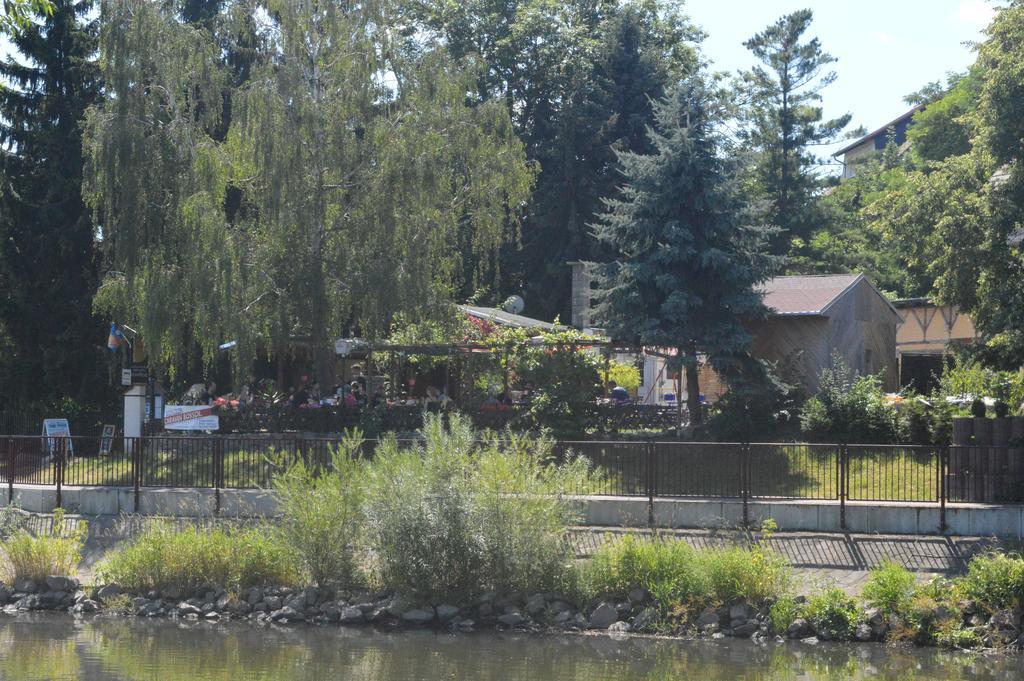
[11,484,1024,538]
[10,484,279,518]
[579,495,1024,538]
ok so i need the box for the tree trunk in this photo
[685,341,702,427]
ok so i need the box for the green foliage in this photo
[0,0,105,404]
[363,414,590,601]
[803,588,861,640]
[862,560,916,617]
[957,552,1024,611]
[936,621,983,649]
[463,326,604,436]
[273,433,366,589]
[907,71,980,164]
[0,0,53,34]
[800,356,897,443]
[740,9,850,254]
[421,0,701,322]
[593,72,776,425]
[768,595,801,633]
[83,0,533,385]
[580,535,791,616]
[0,504,28,541]
[97,522,301,593]
[606,360,641,393]
[705,358,801,441]
[937,357,1024,412]
[1,509,86,583]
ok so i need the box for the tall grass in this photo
[1,509,86,583]
[862,560,917,617]
[97,522,300,593]
[581,534,791,615]
[956,552,1024,610]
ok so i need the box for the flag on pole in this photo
[107,324,125,352]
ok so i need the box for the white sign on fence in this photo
[99,424,116,456]
[163,405,220,431]
[42,418,74,456]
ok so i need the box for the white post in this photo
[123,385,146,451]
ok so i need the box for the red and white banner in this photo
[163,405,219,431]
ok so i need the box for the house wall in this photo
[896,303,978,355]
[822,279,899,391]
[747,316,831,395]
[840,140,877,179]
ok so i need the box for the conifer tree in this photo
[593,73,776,425]
[741,9,850,254]
[0,0,103,403]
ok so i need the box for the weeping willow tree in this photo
[84,0,533,385]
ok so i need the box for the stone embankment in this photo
[5,577,1024,650]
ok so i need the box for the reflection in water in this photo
[0,615,1017,681]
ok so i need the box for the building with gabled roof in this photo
[747,273,900,395]
[833,105,923,180]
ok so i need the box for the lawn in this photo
[13,440,941,502]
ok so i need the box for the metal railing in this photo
[2,435,1022,526]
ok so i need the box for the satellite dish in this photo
[501,295,525,315]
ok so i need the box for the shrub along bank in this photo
[2,417,1024,652]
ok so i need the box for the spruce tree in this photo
[0,0,103,404]
[593,73,776,426]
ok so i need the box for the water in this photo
[0,615,1017,680]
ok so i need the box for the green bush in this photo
[1,509,85,583]
[274,432,365,589]
[800,356,897,444]
[803,588,861,640]
[0,503,27,541]
[957,552,1024,610]
[862,560,916,617]
[472,430,591,595]
[98,522,300,593]
[363,414,590,602]
[581,535,791,616]
[937,357,1024,414]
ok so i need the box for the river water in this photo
[0,615,1018,680]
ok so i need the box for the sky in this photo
[0,0,1000,163]
[687,0,1000,162]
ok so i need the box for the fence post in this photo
[55,438,64,509]
[133,437,141,513]
[939,446,948,533]
[6,438,13,504]
[646,440,656,528]
[741,442,750,529]
[839,444,848,531]
[214,438,224,515]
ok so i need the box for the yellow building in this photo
[893,298,979,390]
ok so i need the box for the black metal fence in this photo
[215,403,681,435]
[4,435,1022,523]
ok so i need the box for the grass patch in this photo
[956,552,1024,611]
[0,509,85,583]
[862,560,917,617]
[580,534,791,619]
[97,522,300,593]
[803,588,861,640]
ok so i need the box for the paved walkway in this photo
[569,526,1022,595]
[19,512,1024,592]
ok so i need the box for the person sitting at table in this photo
[609,380,630,404]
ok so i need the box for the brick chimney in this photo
[567,261,591,329]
